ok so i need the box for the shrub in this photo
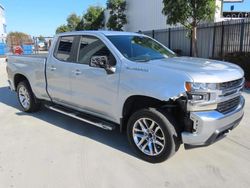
[223,52,250,81]
[172,49,182,56]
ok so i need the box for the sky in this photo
[1,0,250,37]
[1,0,106,37]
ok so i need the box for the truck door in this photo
[46,36,77,105]
[70,35,120,121]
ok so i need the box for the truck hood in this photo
[150,57,244,83]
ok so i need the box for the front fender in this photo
[115,60,192,120]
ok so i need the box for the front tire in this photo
[127,108,180,163]
[17,81,41,112]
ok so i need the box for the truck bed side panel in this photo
[7,55,50,100]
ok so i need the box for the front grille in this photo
[217,96,241,114]
[219,78,243,90]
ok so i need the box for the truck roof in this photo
[56,30,143,37]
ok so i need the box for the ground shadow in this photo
[0,86,135,158]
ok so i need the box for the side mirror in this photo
[90,56,108,68]
[90,56,116,74]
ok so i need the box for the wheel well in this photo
[14,74,29,90]
[121,95,173,132]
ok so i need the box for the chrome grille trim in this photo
[219,78,244,91]
[217,96,241,114]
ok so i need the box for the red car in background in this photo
[13,46,23,55]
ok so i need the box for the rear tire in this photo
[17,81,41,112]
[127,108,180,163]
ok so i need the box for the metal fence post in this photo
[190,30,193,57]
[212,24,216,58]
[168,28,171,49]
[220,22,225,60]
[152,30,155,39]
[240,19,245,53]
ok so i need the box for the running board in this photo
[45,105,116,131]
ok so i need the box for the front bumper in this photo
[182,95,245,147]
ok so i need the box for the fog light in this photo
[189,93,210,101]
[191,95,203,100]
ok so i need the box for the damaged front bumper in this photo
[182,95,245,148]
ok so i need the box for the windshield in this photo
[107,35,176,62]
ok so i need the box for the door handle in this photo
[49,66,56,71]
[72,69,82,75]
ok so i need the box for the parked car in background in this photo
[37,42,46,51]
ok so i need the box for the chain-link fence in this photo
[5,36,53,55]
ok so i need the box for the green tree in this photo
[55,7,105,33]
[83,6,104,30]
[56,24,70,34]
[75,18,85,31]
[67,13,81,30]
[56,13,81,33]
[162,0,216,57]
[38,35,45,42]
[107,0,127,31]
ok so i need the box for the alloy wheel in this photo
[18,86,30,109]
[132,118,165,156]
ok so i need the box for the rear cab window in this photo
[54,36,75,62]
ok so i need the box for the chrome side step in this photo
[45,105,116,131]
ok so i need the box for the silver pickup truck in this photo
[7,31,245,163]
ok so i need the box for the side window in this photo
[77,36,116,66]
[55,36,74,62]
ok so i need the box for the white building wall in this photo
[215,0,224,22]
[124,0,223,32]
[0,5,6,43]
[124,0,167,32]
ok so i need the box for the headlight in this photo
[185,82,217,103]
[185,82,217,92]
[185,82,218,111]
